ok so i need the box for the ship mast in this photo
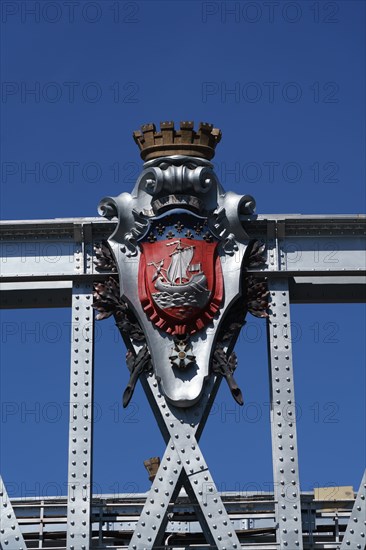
[166,240,194,284]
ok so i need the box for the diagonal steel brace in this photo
[128,372,241,550]
[339,469,366,550]
[0,476,27,550]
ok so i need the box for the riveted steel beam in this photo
[128,373,241,549]
[66,283,94,550]
[267,278,303,550]
[144,373,224,548]
[1,215,365,280]
[339,469,366,550]
[0,476,27,550]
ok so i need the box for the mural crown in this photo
[133,120,222,161]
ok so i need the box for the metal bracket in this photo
[0,476,27,550]
[339,469,366,550]
[128,373,242,549]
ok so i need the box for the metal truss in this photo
[339,469,366,550]
[1,214,365,550]
[3,489,363,548]
[129,373,241,549]
[0,216,365,306]
[0,476,27,550]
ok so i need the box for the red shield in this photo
[138,239,223,335]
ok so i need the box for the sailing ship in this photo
[150,240,211,310]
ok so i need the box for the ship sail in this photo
[167,247,194,283]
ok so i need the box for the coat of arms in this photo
[95,121,268,408]
[138,215,223,335]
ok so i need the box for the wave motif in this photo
[152,289,210,309]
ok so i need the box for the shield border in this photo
[138,239,224,335]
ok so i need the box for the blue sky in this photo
[1,0,365,498]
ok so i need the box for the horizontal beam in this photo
[1,275,365,309]
[1,216,365,306]
[6,490,359,549]
[0,282,72,308]
[1,270,365,283]
[289,278,366,303]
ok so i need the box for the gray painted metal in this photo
[0,476,27,550]
[267,279,303,550]
[104,517,256,533]
[66,283,94,550]
[5,489,361,548]
[339,469,366,550]
[1,214,365,549]
[129,373,241,549]
[0,216,365,280]
[0,281,72,308]
[1,216,365,312]
[2,277,365,309]
[289,277,366,304]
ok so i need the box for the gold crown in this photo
[133,121,222,161]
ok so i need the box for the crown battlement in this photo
[133,121,222,161]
